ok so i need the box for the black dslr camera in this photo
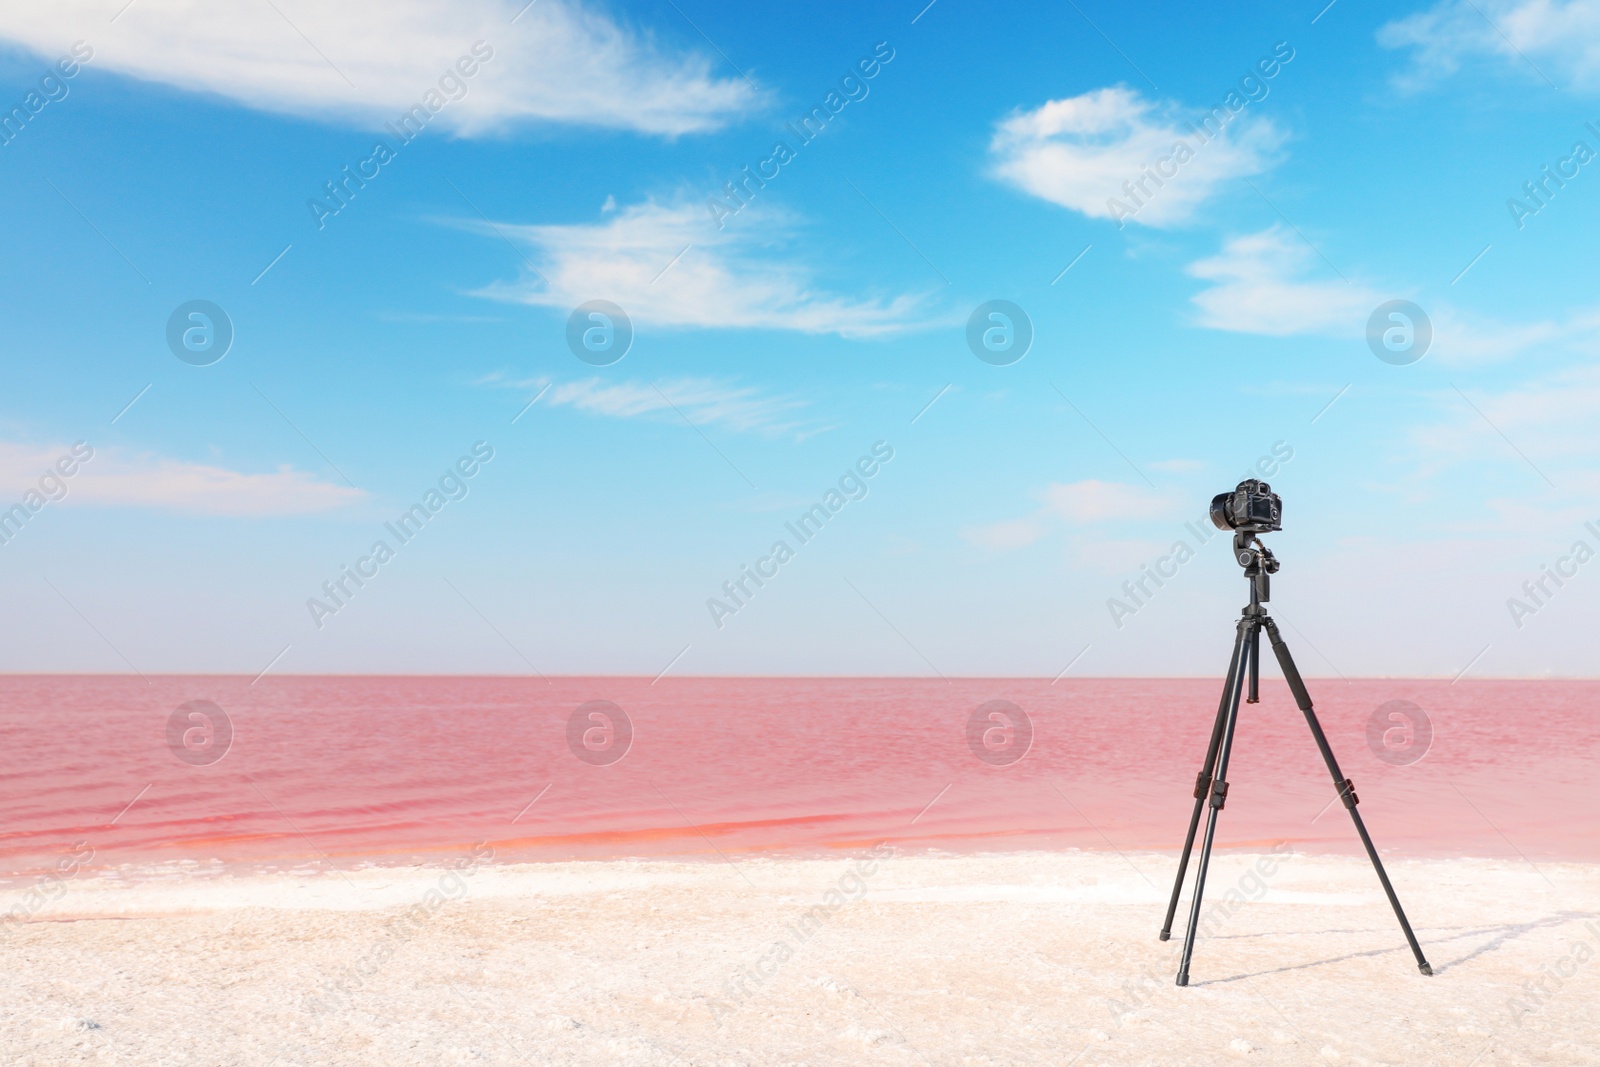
[1210,479,1282,534]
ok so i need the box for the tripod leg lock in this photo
[1209,780,1229,810]
[1338,778,1360,809]
[1193,772,1211,800]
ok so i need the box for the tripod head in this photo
[1233,531,1280,604]
[1211,479,1284,606]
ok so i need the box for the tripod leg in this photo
[1262,618,1433,977]
[1160,619,1249,941]
[1175,615,1255,986]
[1248,621,1261,703]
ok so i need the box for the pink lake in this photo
[0,675,1592,879]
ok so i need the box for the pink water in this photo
[0,675,1593,880]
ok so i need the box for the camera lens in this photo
[1210,492,1235,531]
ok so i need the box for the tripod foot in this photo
[1419,961,1433,977]
[1175,972,1189,987]
[1158,930,1170,941]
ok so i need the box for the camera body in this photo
[1210,479,1282,534]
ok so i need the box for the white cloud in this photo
[1429,306,1568,363]
[1380,0,1600,91]
[1379,367,1600,551]
[469,199,935,338]
[988,86,1283,227]
[1413,365,1600,471]
[487,373,818,437]
[961,517,1046,550]
[1041,479,1177,523]
[0,0,756,136]
[546,377,812,436]
[0,442,363,516]
[1185,226,1586,364]
[1186,227,1380,336]
[962,480,1178,552]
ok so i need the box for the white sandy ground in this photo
[2,849,1597,1066]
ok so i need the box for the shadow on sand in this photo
[1189,910,1598,987]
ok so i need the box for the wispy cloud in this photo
[0,443,363,516]
[1413,365,1600,472]
[1185,226,1587,364]
[0,0,757,136]
[988,86,1283,227]
[962,479,1180,551]
[1040,479,1178,523]
[484,373,819,437]
[465,199,936,338]
[1186,227,1378,336]
[1379,0,1600,91]
[962,517,1048,550]
[548,378,811,435]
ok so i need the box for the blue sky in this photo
[2,0,1599,678]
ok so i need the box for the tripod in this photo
[1159,532,1432,985]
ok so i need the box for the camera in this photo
[1210,479,1282,534]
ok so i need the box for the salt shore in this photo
[3,849,1596,1066]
